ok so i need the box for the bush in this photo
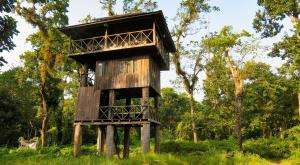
[161,139,238,155]
[244,125,300,160]
[243,138,291,159]
[161,140,208,154]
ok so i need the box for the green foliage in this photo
[0,68,39,146]
[244,125,300,159]
[244,138,292,159]
[253,0,299,37]
[0,0,19,67]
[0,142,275,165]
[99,0,158,16]
[161,138,238,155]
[123,0,157,13]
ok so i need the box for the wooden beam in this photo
[75,120,153,125]
[74,123,82,157]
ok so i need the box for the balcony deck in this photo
[68,29,169,69]
[74,105,160,125]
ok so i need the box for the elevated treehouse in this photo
[59,11,175,158]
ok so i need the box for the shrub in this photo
[161,140,208,154]
[243,138,291,159]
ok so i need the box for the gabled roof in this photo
[59,10,176,52]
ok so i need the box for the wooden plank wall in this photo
[149,57,160,94]
[75,87,100,121]
[95,56,150,90]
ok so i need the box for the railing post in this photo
[141,87,149,119]
[105,28,108,49]
[153,21,156,45]
[68,37,71,54]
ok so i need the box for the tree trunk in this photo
[226,53,243,150]
[188,93,198,143]
[235,94,242,149]
[40,84,48,147]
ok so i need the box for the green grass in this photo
[0,139,299,165]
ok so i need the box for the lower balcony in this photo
[74,105,160,125]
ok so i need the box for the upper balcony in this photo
[59,11,175,70]
[67,28,169,69]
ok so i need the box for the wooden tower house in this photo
[59,10,175,158]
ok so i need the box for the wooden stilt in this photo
[141,87,150,154]
[141,123,150,153]
[74,123,82,157]
[106,90,115,159]
[123,97,131,159]
[154,96,160,153]
[97,126,105,155]
[123,126,130,159]
[106,125,114,159]
[154,124,160,153]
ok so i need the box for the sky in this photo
[0,0,292,100]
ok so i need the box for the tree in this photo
[172,0,218,143]
[159,88,189,138]
[253,0,299,38]
[100,0,117,16]
[15,0,69,146]
[0,68,39,146]
[253,0,300,118]
[202,26,258,149]
[202,53,235,140]
[0,0,19,66]
[123,0,157,13]
[99,0,157,16]
[242,61,298,138]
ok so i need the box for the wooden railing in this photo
[99,105,158,121]
[69,29,154,55]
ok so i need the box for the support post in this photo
[74,123,82,157]
[123,98,131,159]
[155,124,160,153]
[153,21,156,45]
[141,123,150,154]
[97,126,105,155]
[123,126,130,159]
[141,87,150,153]
[154,96,160,153]
[106,90,115,159]
[106,125,114,159]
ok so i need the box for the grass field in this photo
[0,140,299,165]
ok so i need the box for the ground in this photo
[1,140,299,165]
